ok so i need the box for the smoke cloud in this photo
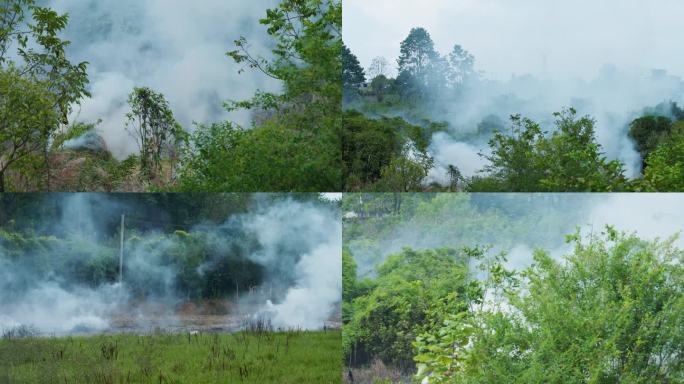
[344,194,684,277]
[425,70,684,179]
[345,0,684,180]
[46,0,281,157]
[240,197,342,329]
[0,194,341,336]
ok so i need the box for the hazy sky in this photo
[47,0,280,157]
[344,0,684,80]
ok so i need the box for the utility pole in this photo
[119,214,125,285]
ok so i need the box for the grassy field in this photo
[0,329,341,383]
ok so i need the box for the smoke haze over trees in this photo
[343,0,684,192]
[1,0,342,192]
[342,193,684,382]
[0,193,341,335]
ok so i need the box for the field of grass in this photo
[0,329,341,383]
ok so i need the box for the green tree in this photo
[343,110,437,191]
[178,0,342,191]
[344,248,482,370]
[447,165,462,192]
[396,27,440,100]
[367,56,390,80]
[342,248,357,324]
[642,122,684,191]
[474,108,627,192]
[446,44,475,88]
[538,109,627,191]
[378,145,433,192]
[178,119,340,192]
[369,74,392,103]
[342,111,403,190]
[0,68,59,192]
[342,248,357,301]
[125,87,186,181]
[628,115,673,169]
[226,0,341,115]
[419,228,684,383]
[0,0,89,191]
[475,114,546,192]
[342,43,365,102]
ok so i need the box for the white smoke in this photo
[345,0,684,81]
[264,238,342,329]
[0,282,124,335]
[47,0,281,157]
[346,193,684,276]
[245,199,342,329]
[62,130,107,152]
[345,0,684,181]
[587,193,684,247]
[0,194,341,336]
[428,133,485,182]
[426,70,684,179]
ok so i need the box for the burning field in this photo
[0,193,342,382]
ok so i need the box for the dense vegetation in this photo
[413,229,684,383]
[0,329,341,383]
[0,0,341,192]
[343,247,481,371]
[341,193,585,276]
[342,27,684,192]
[342,194,684,383]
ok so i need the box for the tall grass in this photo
[0,329,341,383]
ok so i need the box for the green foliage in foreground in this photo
[181,0,343,192]
[472,108,629,192]
[641,122,684,191]
[415,229,684,383]
[342,110,439,192]
[2,0,343,192]
[0,330,341,384]
[343,194,684,381]
[343,248,482,370]
[176,117,340,192]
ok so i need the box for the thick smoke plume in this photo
[239,198,342,329]
[46,0,281,157]
[0,194,341,336]
[426,71,684,181]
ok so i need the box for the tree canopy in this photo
[177,0,342,192]
[416,228,684,383]
[0,0,89,191]
[344,247,480,370]
[474,108,628,192]
[1,0,343,192]
[342,26,684,192]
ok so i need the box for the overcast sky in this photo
[47,0,280,157]
[344,0,684,80]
